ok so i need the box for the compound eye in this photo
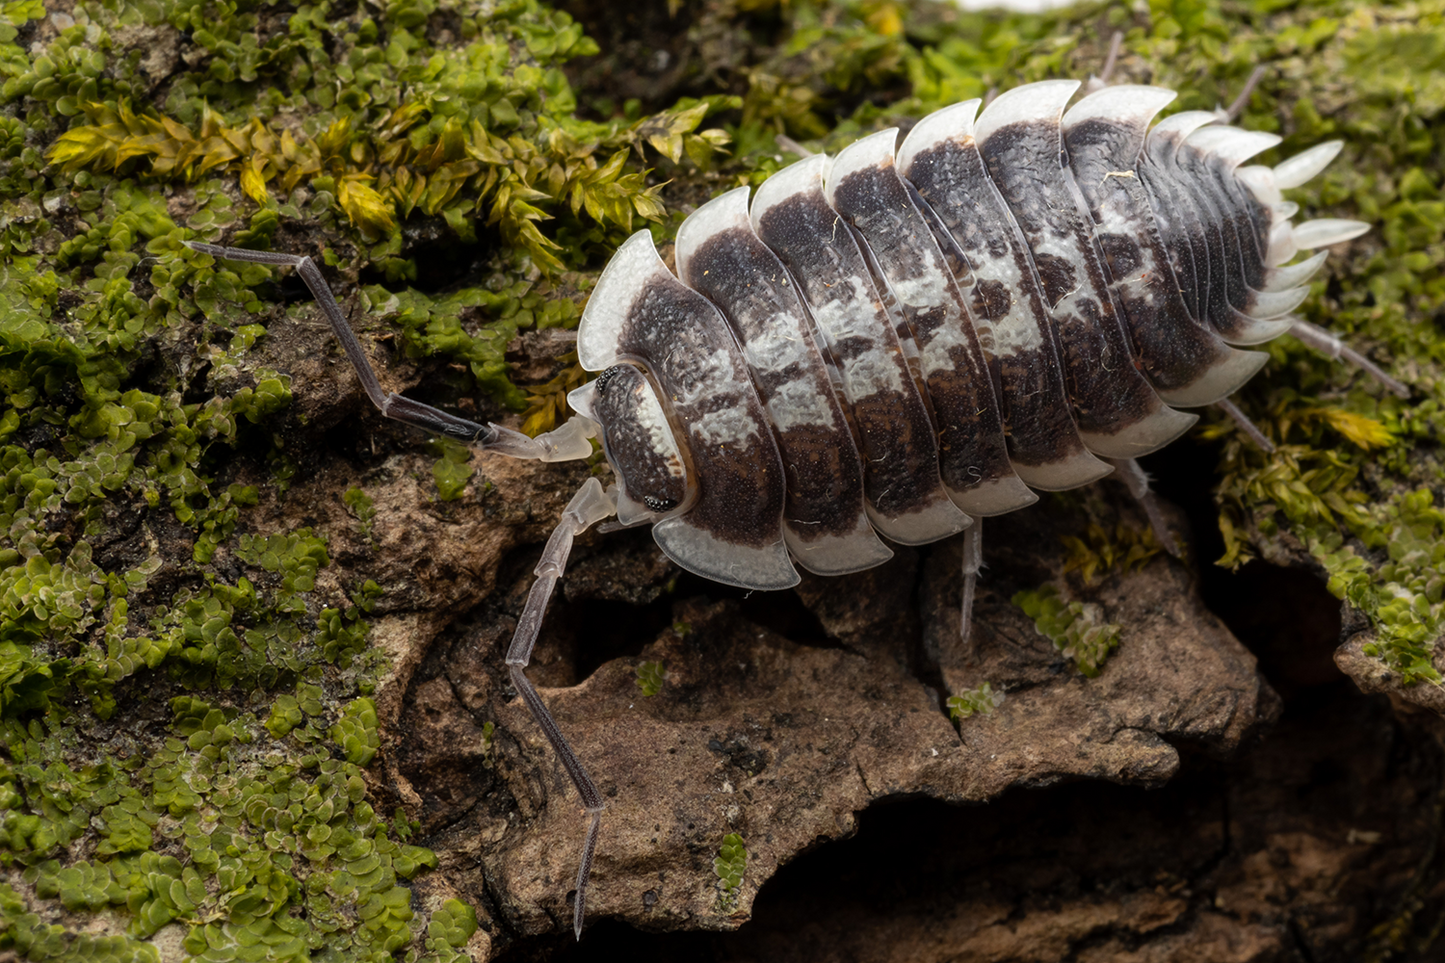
[593,364,627,395]
[585,364,691,524]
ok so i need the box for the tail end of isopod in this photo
[1214,308,1297,347]
[1267,218,1371,266]
[1184,125,1281,169]
[1292,218,1372,250]
[1261,250,1329,292]
[1246,285,1312,320]
[1272,140,1345,190]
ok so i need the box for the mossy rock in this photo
[2,0,1443,959]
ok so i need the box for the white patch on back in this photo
[692,404,757,447]
[767,377,837,432]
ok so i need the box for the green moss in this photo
[946,682,1004,720]
[634,660,664,697]
[1,684,442,957]
[478,721,495,764]
[713,832,747,894]
[1013,584,1122,679]
[331,698,381,767]
[342,487,377,546]
[1306,488,1445,684]
[419,898,479,962]
[0,875,159,962]
[428,438,475,503]
[1060,522,1164,587]
[31,0,741,412]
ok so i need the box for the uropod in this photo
[188,73,1404,939]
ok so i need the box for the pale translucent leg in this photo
[1215,397,1276,453]
[1105,458,1182,558]
[1221,65,1268,122]
[775,133,814,158]
[1288,319,1411,398]
[1084,30,1125,92]
[960,517,982,645]
[1210,319,1408,463]
[184,242,596,460]
[504,477,617,939]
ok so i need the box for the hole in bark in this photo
[565,596,677,680]
[562,561,840,683]
[492,681,1445,962]
[355,229,495,295]
[1141,434,1345,698]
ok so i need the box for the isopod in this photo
[188,70,1404,939]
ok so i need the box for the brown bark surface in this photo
[250,327,1444,960]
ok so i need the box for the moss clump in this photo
[2,688,442,959]
[1014,584,1122,679]
[0,876,159,962]
[417,898,479,963]
[39,6,721,269]
[946,682,1003,721]
[520,355,587,438]
[1309,488,1445,683]
[713,832,747,894]
[634,660,664,697]
[19,0,736,424]
[342,487,377,547]
[422,436,471,503]
[1060,522,1164,587]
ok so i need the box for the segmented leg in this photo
[960,517,982,645]
[1214,397,1277,453]
[774,133,814,158]
[1106,458,1183,558]
[1221,66,1268,123]
[505,476,617,939]
[186,240,615,938]
[184,242,596,461]
[1288,319,1410,398]
[1084,30,1125,92]
[1211,321,1407,460]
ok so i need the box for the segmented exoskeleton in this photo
[189,74,1403,939]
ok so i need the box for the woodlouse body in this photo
[192,73,1384,940]
[571,78,1364,592]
